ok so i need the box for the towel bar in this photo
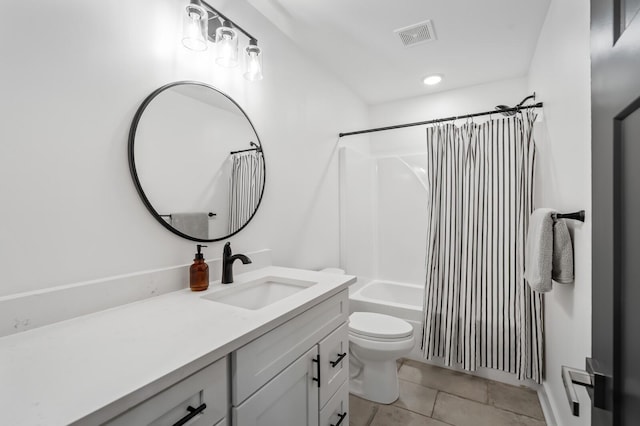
[160,212,216,219]
[230,141,262,155]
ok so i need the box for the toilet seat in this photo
[349,312,413,340]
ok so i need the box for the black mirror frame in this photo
[128,81,266,242]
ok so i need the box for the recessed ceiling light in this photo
[423,74,443,85]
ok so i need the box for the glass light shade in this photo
[182,4,208,51]
[215,24,239,68]
[243,43,263,81]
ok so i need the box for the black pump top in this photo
[195,244,208,260]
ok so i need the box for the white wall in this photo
[528,0,592,424]
[0,0,368,297]
[369,77,530,155]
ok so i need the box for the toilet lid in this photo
[349,312,413,339]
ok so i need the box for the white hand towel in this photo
[552,219,574,284]
[524,208,555,293]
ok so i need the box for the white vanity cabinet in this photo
[105,356,228,426]
[231,290,350,426]
[233,346,319,425]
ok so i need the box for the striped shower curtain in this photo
[421,111,543,383]
[228,151,265,234]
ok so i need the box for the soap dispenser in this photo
[190,244,209,291]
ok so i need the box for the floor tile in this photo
[392,379,438,417]
[370,405,450,426]
[349,394,378,426]
[487,380,545,420]
[398,360,488,403]
[432,392,546,426]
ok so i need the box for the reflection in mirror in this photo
[129,81,265,241]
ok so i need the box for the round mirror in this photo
[129,81,265,241]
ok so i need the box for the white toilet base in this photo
[347,312,415,404]
[349,358,401,404]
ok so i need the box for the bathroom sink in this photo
[201,276,317,310]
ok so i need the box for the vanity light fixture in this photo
[182,2,208,51]
[423,74,443,85]
[181,0,263,81]
[215,20,239,68]
[243,40,263,81]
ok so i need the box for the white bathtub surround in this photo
[0,249,272,338]
[0,267,355,425]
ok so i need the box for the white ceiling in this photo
[249,0,551,105]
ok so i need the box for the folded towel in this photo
[170,212,209,239]
[552,219,574,283]
[524,208,555,293]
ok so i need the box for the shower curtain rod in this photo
[338,102,543,138]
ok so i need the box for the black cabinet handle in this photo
[330,412,347,426]
[312,354,321,387]
[172,403,207,426]
[330,352,347,368]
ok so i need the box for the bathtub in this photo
[349,280,424,359]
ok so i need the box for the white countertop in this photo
[0,266,355,426]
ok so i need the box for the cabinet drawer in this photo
[106,357,228,426]
[233,346,319,426]
[232,290,348,404]
[319,380,349,426]
[319,323,349,408]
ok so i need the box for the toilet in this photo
[348,312,415,404]
[318,268,415,404]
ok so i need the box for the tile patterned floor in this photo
[350,359,546,426]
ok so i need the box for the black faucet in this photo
[222,242,252,284]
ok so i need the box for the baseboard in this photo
[539,382,559,426]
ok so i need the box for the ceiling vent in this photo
[394,20,436,47]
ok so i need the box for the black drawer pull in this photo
[312,354,321,387]
[172,403,207,426]
[330,412,347,426]
[330,352,347,368]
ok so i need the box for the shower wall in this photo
[338,147,376,280]
[339,146,428,285]
[376,154,428,284]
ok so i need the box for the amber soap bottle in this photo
[190,244,209,291]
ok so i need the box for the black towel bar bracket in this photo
[552,210,585,222]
